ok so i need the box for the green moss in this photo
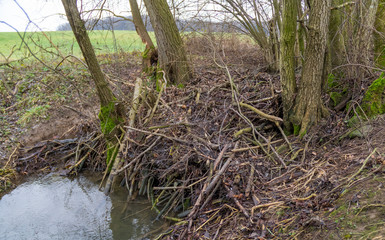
[293,124,300,136]
[321,177,385,239]
[366,190,377,199]
[327,72,349,107]
[142,47,157,75]
[330,92,343,106]
[142,46,155,59]
[155,71,164,91]
[142,47,151,59]
[330,205,348,217]
[0,168,15,194]
[343,233,352,239]
[98,101,123,136]
[360,73,385,118]
[348,125,373,138]
[183,198,191,210]
[346,116,360,128]
[98,100,124,166]
[276,209,285,218]
[299,128,307,138]
[377,56,385,68]
[283,128,292,136]
[327,73,338,89]
[17,104,50,126]
[327,73,351,109]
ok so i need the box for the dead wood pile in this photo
[12,47,385,239]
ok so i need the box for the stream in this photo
[0,173,166,240]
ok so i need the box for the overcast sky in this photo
[0,0,64,32]
[0,0,231,32]
[0,0,132,32]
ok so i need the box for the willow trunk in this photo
[128,0,157,70]
[374,0,385,67]
[290,0,332,136]
[61,0,125,156]
[143,0,191,84]
[280,0,297,132]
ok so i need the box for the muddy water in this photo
[0,174,165,240]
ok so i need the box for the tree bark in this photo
[280,0,297,132]
[61,0,125,148]
[324,0,346,93]
[128,0,157,70]
[290,0,331,136]
[329,0,346,69]
[143,0,191,84]
[374,0,385,67]
[129,0,154,50]
[295,0,306,68]
[353,0,379,67]
[347,0,378,95]
[268,19,280,72]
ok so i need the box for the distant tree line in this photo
[56,16,239,32]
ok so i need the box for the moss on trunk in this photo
[99,101,123,138]
[361,73,385,117]
[329,0,346,68]
[62,0,126,166]
[98,100,125,166]
[280,0,298,132]
[289,0,331,137]
[374,0,385,67]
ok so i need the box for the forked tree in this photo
[280,0,332,135]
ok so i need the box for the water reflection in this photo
[0,174,164,240]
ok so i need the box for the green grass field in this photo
[0,30,154,61]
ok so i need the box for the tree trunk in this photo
[61,0,125,159]
[349,0,378,95]
[355,0,379,67]
[289,0,331,136]
[128,0,157,70]
[295,0,306,68]
[324,0,345,93]
[143,0,191,84]
[268,19,280,72]
[269,0,281,72]
[374,0,385,67]
[280,0,298,132]
[329,0,346,69]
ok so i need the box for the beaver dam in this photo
[1,35,385,239]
